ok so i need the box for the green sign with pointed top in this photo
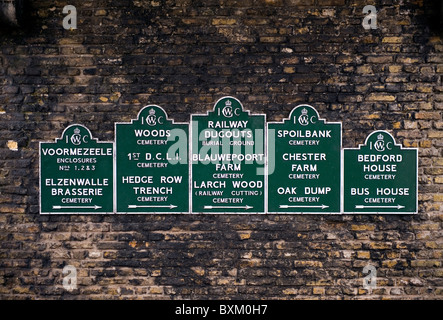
[267,105,342,213]
[115,106,189,213]
[39,125,114,214]
[191,97,266,213]
[343,131,417,213]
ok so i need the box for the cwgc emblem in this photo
[222,99,234,118]
[298,108,310,126]
[373,133,386,152]
[70,127,87,145]
[218,99,240,118]
[145,108,158,126]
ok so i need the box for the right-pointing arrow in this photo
[128,204,178,209]
[204,205,253,210]
[53,205,102,210]
[355,204,405,210]
[279,204,329,209]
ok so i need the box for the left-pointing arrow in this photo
[52,205,102,210]
[128,204,178,209]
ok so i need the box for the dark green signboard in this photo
[343,131,418,213]
[115,106,189,213]
[191,96,266,213]
[267,105,341,213]
[39,125,114,214]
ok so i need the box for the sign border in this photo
[39,124,115,215]
[114,105,191,214]
[190,96,267,214]
[342,130,418,215]
[266,104,343,215]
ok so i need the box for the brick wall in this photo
[0,0,442,299]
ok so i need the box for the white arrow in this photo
[128,204,178,209]
[279,204,329,209]
[52,205,102,210]
[204,205,253,210]
[355,204,405,210]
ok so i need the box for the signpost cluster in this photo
[40,96,418,214]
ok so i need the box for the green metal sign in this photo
[343,131,418,213]
[267,105,341,213]
[115,106,189,213]
[191,96,266,213]
[39,125,114,214]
